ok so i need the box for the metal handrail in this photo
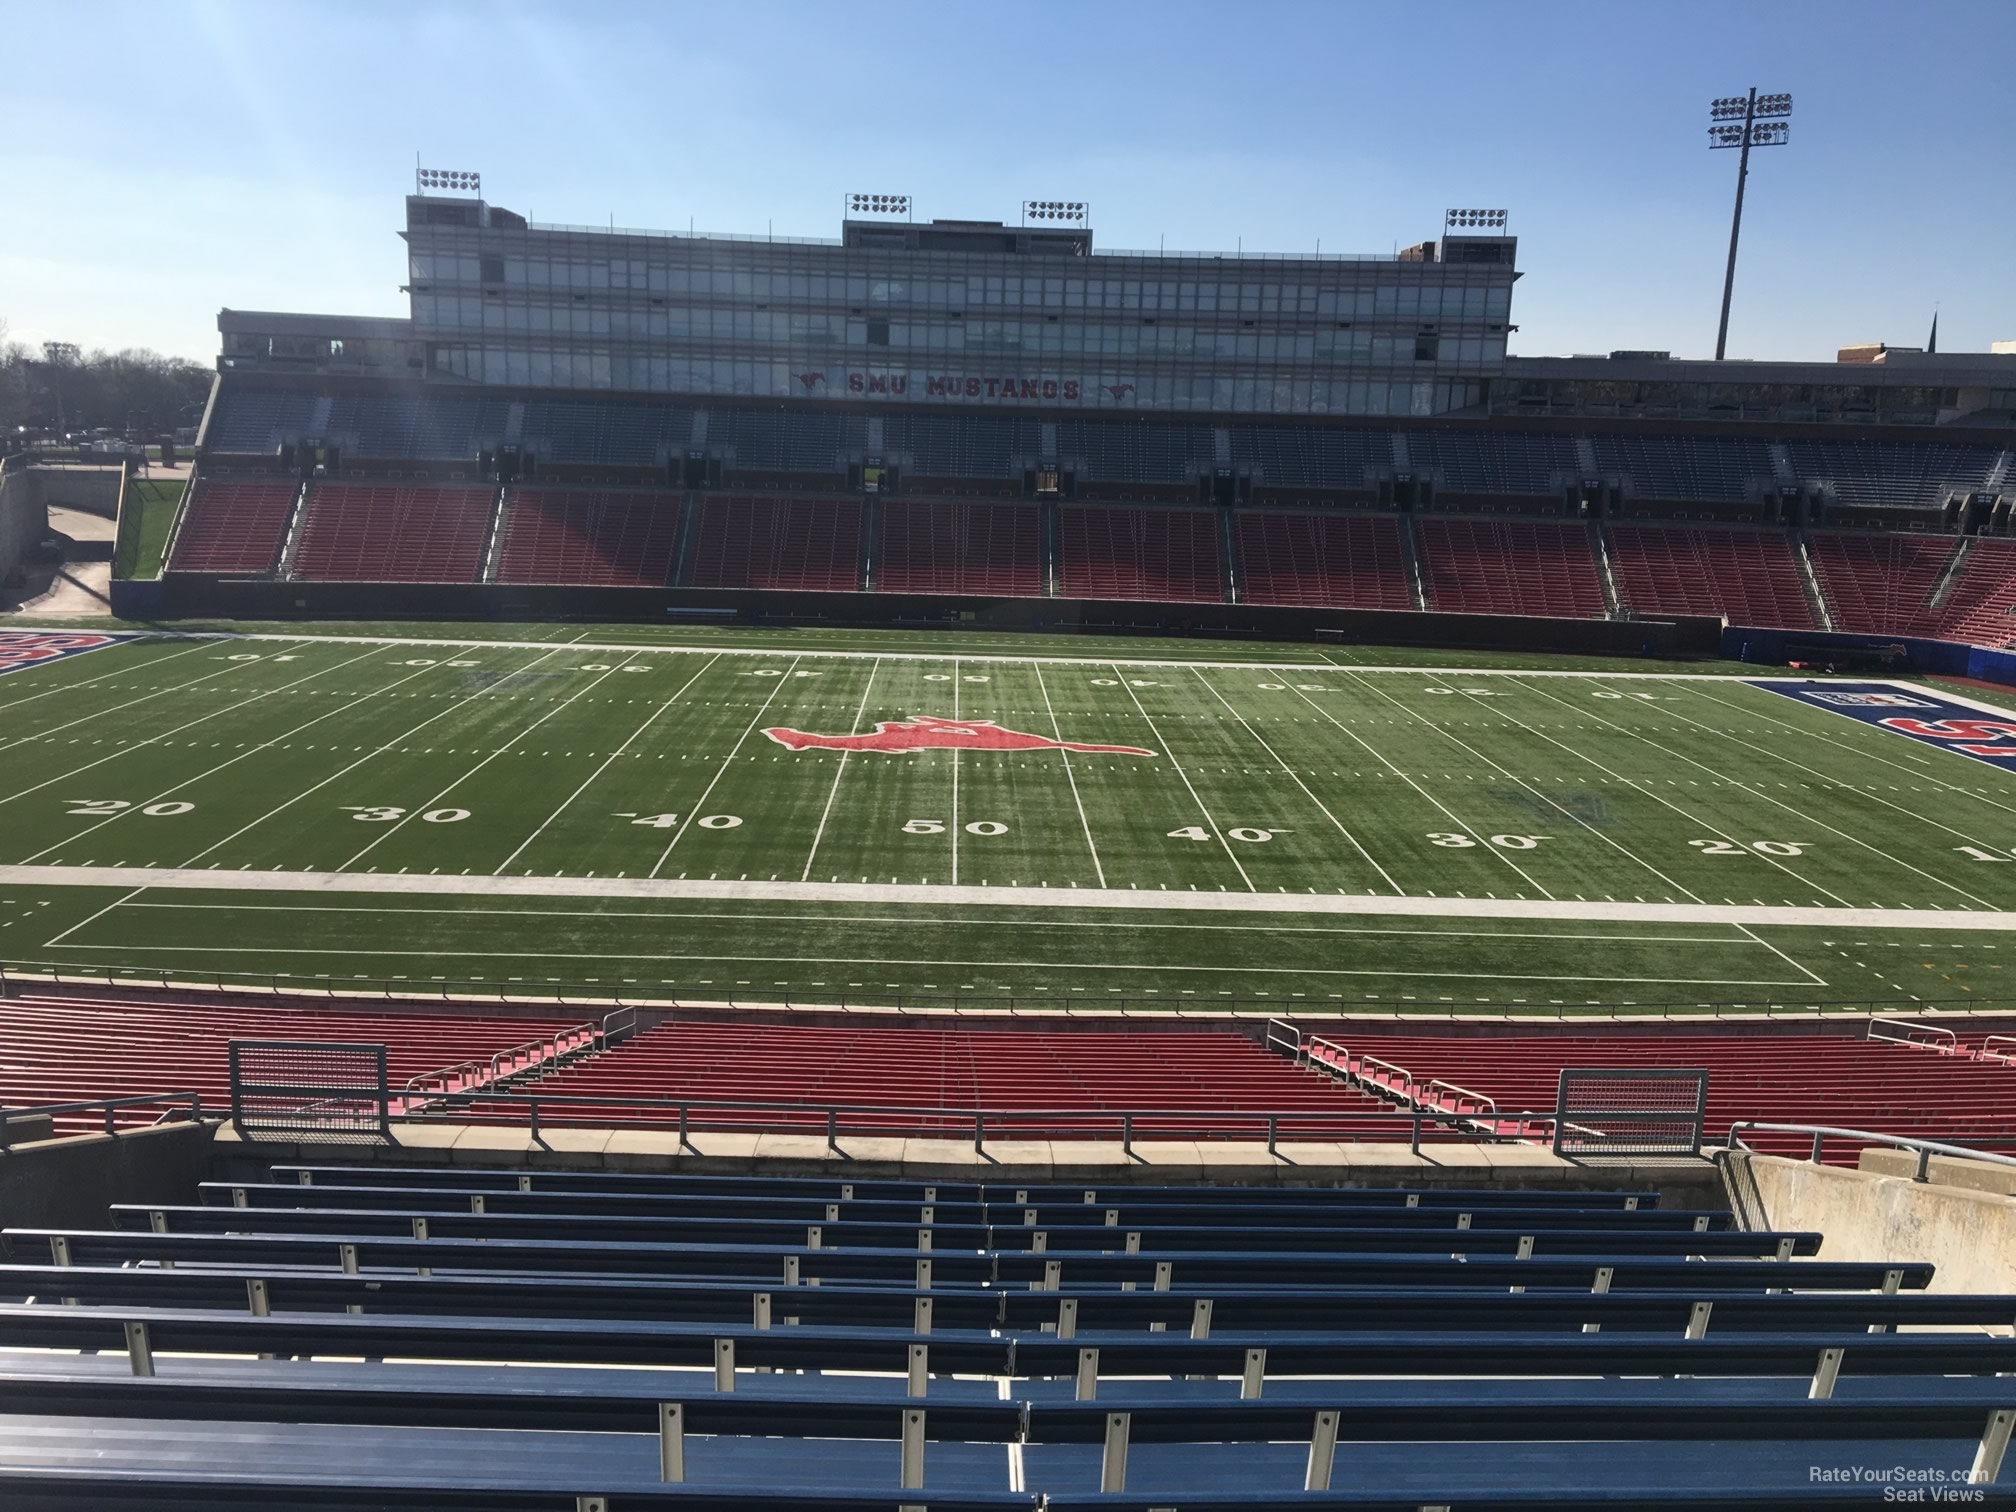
[1726,1121,2016,1181]
[0,1091,208,1150]
[1867,1016,1960,1054]
[1979,1035,2016,1066]
[401,1088,1512,1160]
[404,1020,603,1104]
[1423,1078,1499,1117]
[1263,1019,1302,1059]
[1350,1052,1418,1102]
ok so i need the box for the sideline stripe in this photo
[9,863,2016,932]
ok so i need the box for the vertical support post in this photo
[915,1258,932,1291]
[913,1295,933,1335]
[1304,1409,1340,1491]
[658,1402,683,1482]
[907,1342,929,1397]
[1915,1146,1933,1183]
[49,1237,71,1268]
[1043,1260,1061,1292]
[247,1278,270,1317]
[900,1408,926,1490]
[784,1255,801,1287]
[1584,1266,1613,1333]
[1266,1115,1278,1157]
[1686,1301,1713,1339]
[1104,1209,1120,1228]
[124,1320,154,1377]
[470,1194,486,1215]
[231,1187,248,1209]
[1031,1231,1047,1254]
[1153,1261,1172,1292]
[412,1217,430,1277]
[1808,1346,1844,1400]
[1100,1411,1130,1492]
[1075,1347,1099,1401]
[754,1293,772,1330]
[1775,1237,1796,1262]
[1972,1408,2015,1486]
[1693,1216,1710,1234]
[1122,1114,1133,1158]
[917,1229,933,1253]
[1057,1298,1078,1340]
[1125,1232,1141,1256]
[1405,1193,1420,1209]
[1456,1213,1472,1231]
[807,1226,823,1250]
[517,1174,532,1193]
[1241,1347,1266,1399]
[714,1338,735,1392]
[1190,1298,1213,1340]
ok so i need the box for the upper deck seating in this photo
[1590,434,1774,502]
[1408,430,1578,495]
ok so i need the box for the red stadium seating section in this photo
[495,488,684,587]
[1805,531,1955,636]
[1606,525,1816,628]
[1058,504,1223,602]
[1929,539,2016,648]
[1236,511,1415,610]
[0,995,586,1136]
[165,481,298,574]
[1306,1028,2016,1163]
[1415,518,1607,619]
[291,484,497,583]
[512,1021,1409,1138]
[686,495,862,591]
[877,500,1042,597]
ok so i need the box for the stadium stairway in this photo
[1,1167,2012,1507]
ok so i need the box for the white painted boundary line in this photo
[0,638,210,715]
[1034,664,1106,888]
[13,863,2016,932]
[801,657,880,883]
[652,654,804,878]
[1112,663,1255,892]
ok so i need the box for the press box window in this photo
[867,319,890,347]
[480,254,505,285]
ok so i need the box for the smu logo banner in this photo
[763,714,1156,757]
[0,630,132,678]
[1753,681,2016,767]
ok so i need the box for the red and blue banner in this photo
[0,630,134,678]
[1751,680,2016,769]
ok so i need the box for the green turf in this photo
[4,629,2016,1014]
[110,479,183,580]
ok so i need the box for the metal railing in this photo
[1982,1035,2016,1066]
[0,1091,209,1150]
[401,1019,604,1105]
[1866,1015,1961,1054]
[397,1088,1516,1159]
[1727,1121,2016,1181]
[9,959,2016,1025]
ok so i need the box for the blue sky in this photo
[4,0,2011,364]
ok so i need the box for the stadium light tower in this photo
[1708,89,1793,361]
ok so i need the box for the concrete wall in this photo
[0,466,46,584]
[0,1123,213,1243]
[1721,1149,2016,1294]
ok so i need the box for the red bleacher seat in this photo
[1805,532,1957,636]
[1929,539,2016,648]
[1311,1028,2016,1164]
[1607,524,1816,628]
[291,484,497,583]
[1057,504,1223,602]
[686,495,862,591]
[1236,511,1414,610]
[494,488,684,587]
[165,481,298,575]
[510,1021,1409,1139]
[0,995,586,1136]
[1416,517,1607,619]
[877,500,1042,596]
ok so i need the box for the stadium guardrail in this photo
[386,1088,1531,1158]
[0,1091,210,1150]
[1726,1122,2016,1180]
[10,958,2016,1023]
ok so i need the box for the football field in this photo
[6,626,2016,1014]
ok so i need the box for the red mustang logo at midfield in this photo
[763,715,1156,756]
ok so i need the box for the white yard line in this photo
[651,655,805,880]
[338,653,645,872]
[1516,677,2000,911]
[16,643,418,863]
[0,638,209,716]
[951,658,960,887]
[0,639,314,759]
[1600,676,2016,857]
[1111,663,1255,892]
[40,885,151,950]
[0,641,332,813]
[207,629,1820,678]
[1339,668,1695,900]
[15,861,2016,932]
[492,654,723,876]
[1681,681,2016,821]
[1275,670,1551,899]
[1189,667,1400,894]
[1034,663,1107,888]
[1733,922,1829,986]
[174,646,577,869]
[800,657,881,883]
